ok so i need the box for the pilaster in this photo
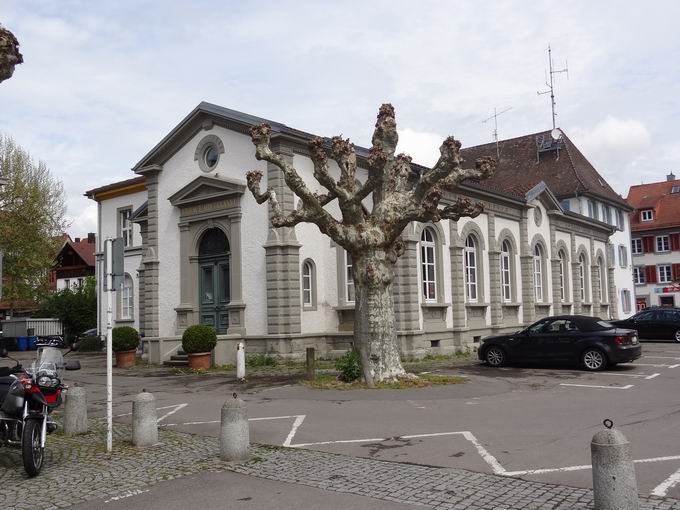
[487,214,502,328]
[519,209,535,324]
[449,221,466,330]
[393,234,420,331]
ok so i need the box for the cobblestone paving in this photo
[1,419,679,510]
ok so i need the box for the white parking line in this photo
[596,372,655,379]
[644,356,680,360]
[156,403,188,424]
[559,383,634,389]
[506,454,680,477]
[633,363,679,368]
[651,467,680,496]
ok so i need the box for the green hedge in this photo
[182,324,217,354]
[75,336,102,352]
[112,326,140,352]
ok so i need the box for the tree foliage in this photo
[0,135,69,311]
[245,104,495,384]
[0,25,23,83]
[37,276,96,342]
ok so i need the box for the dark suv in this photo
[611,307,680,342]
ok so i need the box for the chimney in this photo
[668,172,676,182]
[87,232,95,244]
[75,237,80,243]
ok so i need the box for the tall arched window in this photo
[302,259,316,309]
[420,227,437,301]
[579,254,587,301]
[599,257,607,303]
[500,240,512,302]
[120,274,134,320]
[464,235,478,302]
[534,245,544,302]
[345,251,355,303]
[558,250,567,302]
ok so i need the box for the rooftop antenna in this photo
[537,45,568,130]
[482,106,512,159]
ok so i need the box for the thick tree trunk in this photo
[353,249,407,385]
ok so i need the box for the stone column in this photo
[487,214,502,329]
[607,242,619,320]
[571,233,582,314]
[393,233,420,332]
[264,148,301,335]
[449,222,466,330]
[590,238,601,317]
[138,167,161,337]
[228,213,246,335]
[519,209,535,324]
[549,223,562,314]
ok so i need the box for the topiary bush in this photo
[111,326,140,352]
[182,324,217,354]
[335,350,362,382]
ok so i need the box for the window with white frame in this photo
[632,266,645,285]
[621,289,631,313]
[500,240,512,303]
[599,258,607,302]
[558,251,567,302]
[672,185,680,194]
[120,274,133,320]
[641,209,654,222]
[632,238,642,255]
[579,255,587,301]
[344,252,355,303]
[588,200,596,219]
[658,264,672,283]
[617,210,624,229]
[464,235,478,302]
[604,206,612,225]
[420,227,437,301]
[119,208,133,247]
[302,260,314,307]
[533,245,544,302]
[656,235,670,252]
[618,245,628,267]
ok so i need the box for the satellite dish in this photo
[551,128,562,141]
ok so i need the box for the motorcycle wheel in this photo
[22,419,44,477]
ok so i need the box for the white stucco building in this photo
[86,103,634,365]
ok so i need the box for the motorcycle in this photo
[0,346,80,476]
[35,336,66,349]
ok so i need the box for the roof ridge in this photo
[559,133,588,193]
[463,128,552,151]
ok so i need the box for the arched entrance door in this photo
[198,228,230,334]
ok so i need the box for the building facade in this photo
[626,173,680,310]
[86,103,634,365]
[50,234,96,290]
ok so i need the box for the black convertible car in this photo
[478,315,641,371]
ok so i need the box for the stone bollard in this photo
[236,342,245,381]
[132,389,158,447]
[63,384,87,436]
[306,347,315,381]
[591,419,639,510]
[220,393,249,462]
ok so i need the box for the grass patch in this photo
[246,353,279,367]
[301,372,466,390]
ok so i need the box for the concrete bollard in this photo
[132,389,158,447]
[220,393,249,462]
[236,342,245,381]
[591,419,639,510]
[63,384,88,436]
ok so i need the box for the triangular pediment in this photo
[525,181,563,212]
[168,175,246,207]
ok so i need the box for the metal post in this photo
[105,238,113,453]
[306,347,315,381]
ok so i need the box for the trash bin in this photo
[17,336,28,351]
[27,336,37,350]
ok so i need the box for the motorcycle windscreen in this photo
[28,347,65,381]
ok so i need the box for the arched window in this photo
[558,250,568,302]
[599,257,607,303]
[120,274,134,320]
[464,235,478,302]
[420,227,437,301]
[534,245,544,302]
[500,240,512,302]
[302,259,316,309]
[579,254,588,301]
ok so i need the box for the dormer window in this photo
[641,209,654,222]
[672,185,680,194]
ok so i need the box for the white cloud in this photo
[396,128,446,168]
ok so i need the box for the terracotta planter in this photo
[115,349,136,368]
[188,352,212,370]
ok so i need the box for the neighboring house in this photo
[86,103,631,365]
[50,233,96,290]
[626,173,680,310]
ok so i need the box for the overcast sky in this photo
[2,1,679,238]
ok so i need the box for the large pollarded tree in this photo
[0,26,23,83]
[246,105,495,385]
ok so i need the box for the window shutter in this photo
[671,233,680,251]
[643,236,655,253]
[645,265,657,284]
[673,263,680,282]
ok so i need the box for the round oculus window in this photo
[204,145,219,170]
[534,207,543,227]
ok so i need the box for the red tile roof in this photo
[627,178,680,232]
[461,129,629,207]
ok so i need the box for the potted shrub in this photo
[182,324,217,369]
[112,326,140,368]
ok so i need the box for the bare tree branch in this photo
[308,137,349,201]
[438,156,496,191]
[330,136,357,193]
[0,26,23,83]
